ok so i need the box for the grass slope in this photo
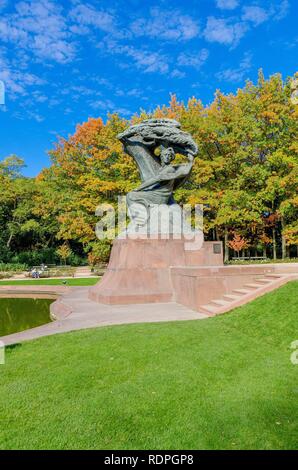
[0,282,297,450]
[0,278,99,286]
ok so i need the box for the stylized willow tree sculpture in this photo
[117,119,198,209]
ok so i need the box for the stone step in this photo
[254,278,272,283]
[232,288,252,295]
[223,294,243,300]
[244,283,266,289]
[199,304,220,314]
[210,299,232,307]
[264,273,282,278]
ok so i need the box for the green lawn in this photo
[0,277,99,286]
[0,282,297,450]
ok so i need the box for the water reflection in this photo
[0,298,53,336]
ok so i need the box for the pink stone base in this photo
[0,285,69,299]
[171,264,298,313]
[89,238,223,304]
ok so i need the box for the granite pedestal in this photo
[89,237,223,305]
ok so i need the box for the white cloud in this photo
[69,85,96,96]
[0,55,45,97]
[27,110,44,122]
[216,52,252,82]
[204,16,247,46]
[0,0,76,63]
[69,3,115,33]
[68,24,89,35]
[92,77,114,90]
[0,20,29,43]
[125,47,169,74]
[102,39,169,74]
[90,98,116,110]
[206,2,288,48]
[242,6,269,26]
[0,46,46,104]
[115,88,147,100]
[273,0,289,21]
[191,82,202,89]
[126,88,143,98]
[32,91,48,103]
[177,49,209,70]
[90,98,131,116]
[216,0,239,10]
[171,69,186,79]
[130,7,199,41]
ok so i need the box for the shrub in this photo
[225,258,298,265]
[91,264,107,276]
[0,263,27,272]
[1,247,90,268]
[68,253,87,267]
[25,266,76,278]
[9,249,59,267]
[87,241,111,266]
[48,267,76,277]
[0,272,12,279]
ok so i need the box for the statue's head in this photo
[160,146,175,166]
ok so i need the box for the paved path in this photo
[0,285,69,295]
[0,287,206,345]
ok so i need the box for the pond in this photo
[0,298,53,337]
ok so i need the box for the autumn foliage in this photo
[228,233,249,257]
[0,71,297,265]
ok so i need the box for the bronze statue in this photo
[118,118,197,203]
[117,118,198,233]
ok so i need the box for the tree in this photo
[1,71,297,265]
[56,244,72,265]
[228,233,249,258]
[87,240,111,266]
[42,114,135,260]
[0,155,26,178]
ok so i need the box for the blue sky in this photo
[0,0,296,176]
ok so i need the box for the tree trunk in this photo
[224,226,229,262]
[263,246,266,258]
[272,227,277,260]
[280,217,286,260]
[6,232,13,248]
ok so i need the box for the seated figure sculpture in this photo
[117,119,198,235]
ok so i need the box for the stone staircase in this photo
[198,273,287,316]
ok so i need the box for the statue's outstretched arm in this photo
[135,174,162,191]
[118,136,161,182]
[172,154,194,177]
